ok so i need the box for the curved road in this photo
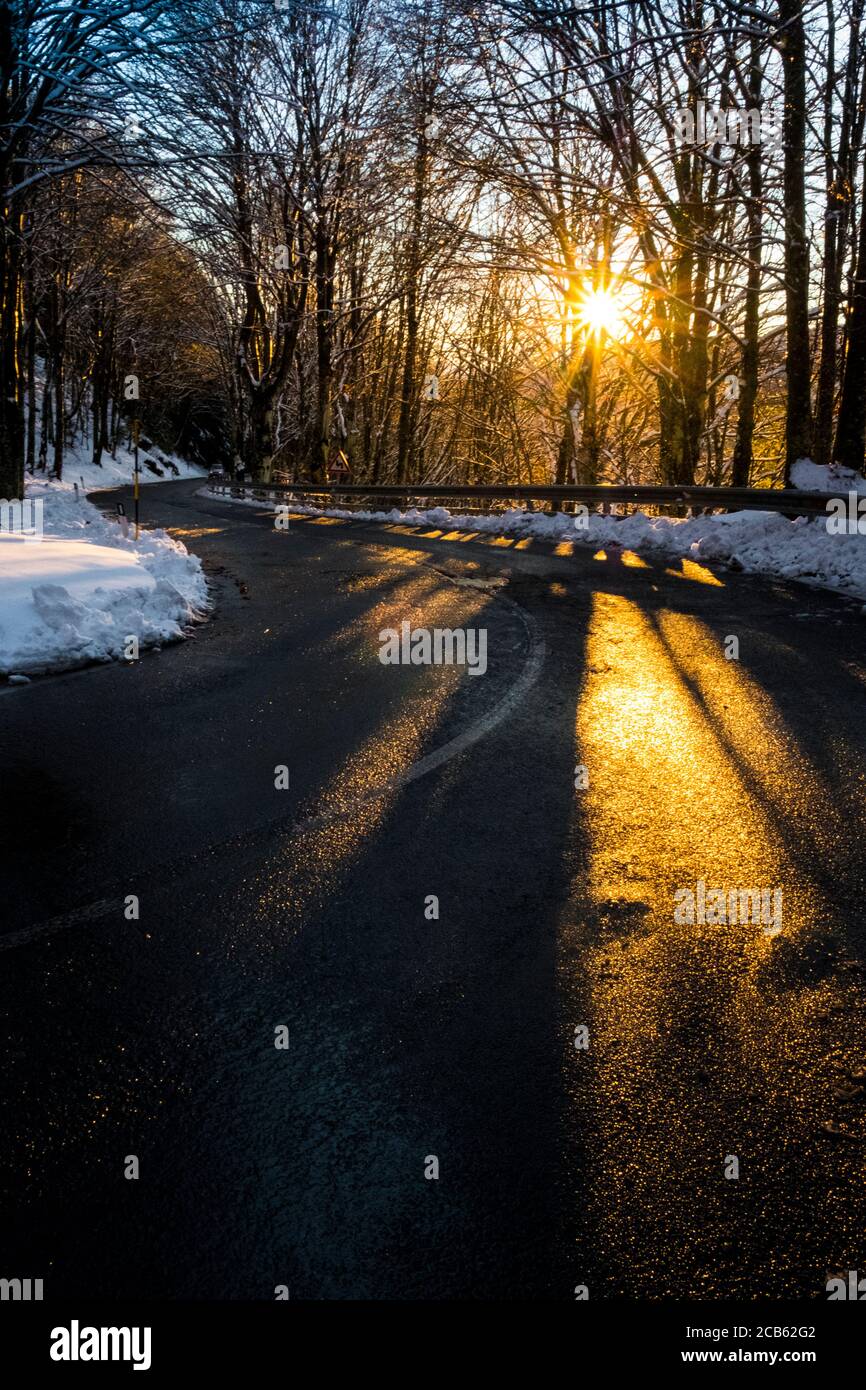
[2,477,866,1300]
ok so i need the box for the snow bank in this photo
[790,457,866,496]
[1,482,209,678]
[205,482,866,602]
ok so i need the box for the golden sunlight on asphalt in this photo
[245,569,490,942]
[566,592,866,1297]
[165,526,225,539]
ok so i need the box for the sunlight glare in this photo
[576,285,624,338]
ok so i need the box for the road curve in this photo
[2,477,866,1300]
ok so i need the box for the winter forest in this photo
[2,0,866,500]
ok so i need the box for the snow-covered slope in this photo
[34,437,206,493]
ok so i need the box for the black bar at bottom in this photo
[0,1298,859,1376]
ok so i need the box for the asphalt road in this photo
[2,477,866,1301]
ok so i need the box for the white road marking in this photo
[1,573,545,951]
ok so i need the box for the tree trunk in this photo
[396,126,428,485]
[833,135,866,469]
[556,344,599,485]
[25,238,36,474]
[0,3,24,498]
[0,207,24,497]
[53,341,64,479]
[732,39,764,486]
[815,1,865,465]
[92,381,102,466]
[250,391,276,484]
[314,222,335,484]
[779,0,814,479]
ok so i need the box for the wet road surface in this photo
[2,479,866,1300]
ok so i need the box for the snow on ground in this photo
[790,457,866,495]
[1,473,209,679]
[204,465,866,603]
[31,436,207,494]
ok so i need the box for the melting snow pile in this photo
[1,482,208,678]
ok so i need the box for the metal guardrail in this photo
[207,475,849,517]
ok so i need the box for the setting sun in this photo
[576,285,624,338]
